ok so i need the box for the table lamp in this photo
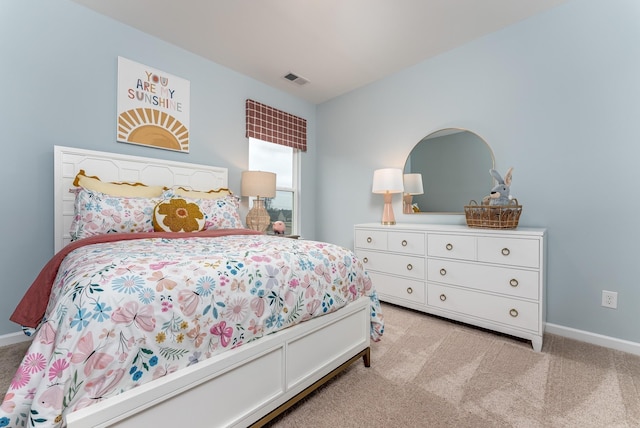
[403,173,424,214]
[372,168,404,225]
[241,171,276,232]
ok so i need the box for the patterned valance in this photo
[245,99,307,151]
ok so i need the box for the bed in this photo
[0,145,384,428]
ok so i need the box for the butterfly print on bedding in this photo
[111,301,156,332]
[148,270,178,292]
[187,324,206,348]
[178,289,200,317]
[70,331,115,377]
[210,321,233,347]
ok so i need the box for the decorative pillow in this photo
[173,187,232,199]
[161,190,244,230]
[200,195,244,229]
[69,188,159,240]
[153,198,205,232]
[73,169,165,198]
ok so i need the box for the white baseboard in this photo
[545,323,640,356]
[0,331,32,347]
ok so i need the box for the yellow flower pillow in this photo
[153,198,205,232]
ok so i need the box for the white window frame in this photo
[248,138,301,234]
[291,150,300,234]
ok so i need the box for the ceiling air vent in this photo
[283,72,309,86]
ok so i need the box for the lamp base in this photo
[246,198,271,232]
[403,194,414,214]
[381,192,396,225]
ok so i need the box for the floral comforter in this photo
[1,232,384,427]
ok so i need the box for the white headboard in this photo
[54,145,229,252]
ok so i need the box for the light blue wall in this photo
[317,0,640,343]
[0,1,317,335]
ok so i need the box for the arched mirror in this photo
[403,128,495,214]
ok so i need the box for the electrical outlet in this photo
[602,290,618,309]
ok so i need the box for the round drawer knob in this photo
[439,294,447,301]
[406,264,413,271]
[510,278,519,287]
[509,308,519,317]
[407,287,413,294]
[439,268,447,276]
[402,240,408,247]
[501,247,511,256]
[446,243,453,251]
[363,257,368,263]
[367,237,372,243]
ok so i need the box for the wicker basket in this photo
[464,199,522,229]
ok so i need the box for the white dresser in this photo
[354,223,546,351]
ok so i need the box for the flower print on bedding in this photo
[1,234,383,427]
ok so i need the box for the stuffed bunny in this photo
[483,167,513,206]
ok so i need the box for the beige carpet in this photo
[266,303,640,428]
[1,303,639,427]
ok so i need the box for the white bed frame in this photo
[53,145,372,427]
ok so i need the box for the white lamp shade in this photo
[372,168,404,194]
[241,171,276,198]
[403,173,424,195]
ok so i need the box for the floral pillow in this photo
[201,195,244,229]
[153,198,205,232]
[161,190,244,230]
[69,188,159,240]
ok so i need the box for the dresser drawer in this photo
[387,231,425,255]
[355,229,387,250]
[427,284,539,332]
[477,237,539,268]
[369,272,425,304]
[427,259,539,300]
[427,233,476,260]
[357,250,425,280]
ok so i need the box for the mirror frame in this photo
[403,128,495,214]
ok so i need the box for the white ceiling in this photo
[71,0,570,104]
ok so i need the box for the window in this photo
[248,137,299,235]
[245,99,306,235]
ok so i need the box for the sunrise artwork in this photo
[117,57,190,153]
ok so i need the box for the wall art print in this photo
[117,56,190,153]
